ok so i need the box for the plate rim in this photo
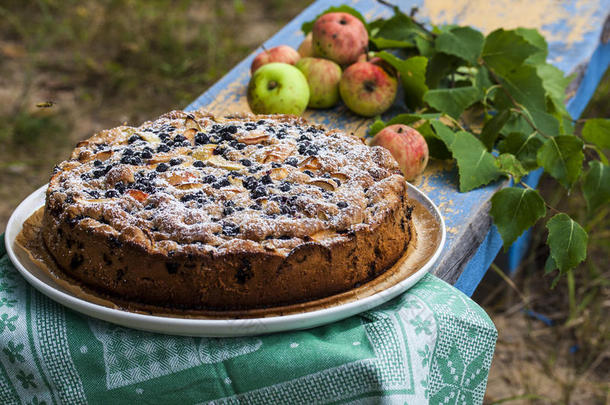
[5,183,446,337]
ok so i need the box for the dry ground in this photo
[0,2,608,404]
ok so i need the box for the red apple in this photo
[298,33,314,57]
[312,12,368,66]
[370,124,429,180]
[250,45,300,74]
[339,59,397,117]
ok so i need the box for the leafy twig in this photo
[519,181,561,215]
[364,6,599,280]
[510,108,552,139]
[482,61,553,138]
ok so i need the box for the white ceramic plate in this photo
[5,183,445,337]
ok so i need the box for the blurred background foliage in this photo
[0,1,607,403]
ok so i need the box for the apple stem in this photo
[267,80,278,90]
[261,44,268,53]
[363,80,376,93]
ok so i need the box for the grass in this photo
[1,0,306,117]
[479,68,610,404]
[0,0,313,227]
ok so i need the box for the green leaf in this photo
[475,65,494,93]
[497,131,544,170]
[480,110,510,150]
[582,161,610,214]
[515,27,548,65]
[537,64,571,113]
[500,113,534,136]
[415,36,435,57]
[546,214,588,272]
[496,153,528,182]
[423,87,482,119]
[378,52,429,109]
[369,119,387,136]
[435,26,484,64]
[561,115,575,135]
[381,112,442,127]
[368,17,385,33]
[589,145,609,165]
[371,11,431,48]
[582,118,610,149]
[537,135,584,189]
[493,65,547,113]
[495,86,559,139]
[482,29,539,76]
[370,37,414,49]
[416,120,452,160]
[544,255,557,274]
[491,187,546,249]
[528,108,561,138]
[373,11,427,40]
[425,53,461,89]
[431,121,502,191]
[497,106,559,139]
[301,5,368,34]
[548,101,575,135]
[434,24,460,34]
[390,113,442,123]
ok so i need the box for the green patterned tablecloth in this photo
[0,234,496,404]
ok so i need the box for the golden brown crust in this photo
[41,109,413,310]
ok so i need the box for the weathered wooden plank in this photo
[187,0,609,289]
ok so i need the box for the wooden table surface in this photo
[186,0,610,296]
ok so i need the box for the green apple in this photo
[247,63,310,115]
[296,57,342,109]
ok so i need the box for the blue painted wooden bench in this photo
[187,0,610,296]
